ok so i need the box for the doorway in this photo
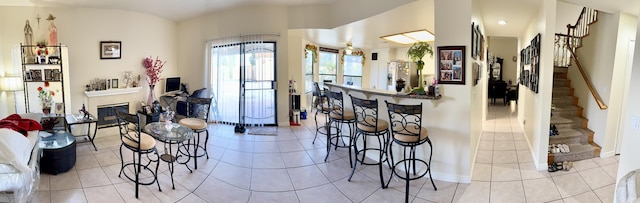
[209,41,277,127]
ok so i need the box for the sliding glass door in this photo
[210,41,277,126]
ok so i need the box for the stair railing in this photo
[568,49,608,110]
[553,7,607,110]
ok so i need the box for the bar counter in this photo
[324,83,470,183]
[325,83,441,101]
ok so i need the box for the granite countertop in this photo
[326,83,441,100]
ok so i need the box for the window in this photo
[343,55,363,86]
[319,50,337,87]
[304,49,314,93]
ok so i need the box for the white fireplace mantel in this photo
[84,87,143,97]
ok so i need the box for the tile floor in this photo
[32,104,618,202]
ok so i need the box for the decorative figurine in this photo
[24,20,35,62]
[47,14,58,46]
[79,104,91,120]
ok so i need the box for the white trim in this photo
[600,150,616,158]
[83,87,142,97]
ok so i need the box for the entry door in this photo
[209,42,277,126]
[242,42,276,126]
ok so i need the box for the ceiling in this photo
[2,0,639,50]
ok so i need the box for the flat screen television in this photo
[164,77,181,94]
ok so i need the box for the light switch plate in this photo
[632,116,639,130]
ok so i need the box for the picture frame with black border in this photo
[31,70,42,81]
[44,69,53,81]
[437,46,466,85]
[24,71,32,81]
[475,25,482,60]
[471,23,477,59]
[51,69,61,81]
[100,41,122,59]
[112,79,119,89]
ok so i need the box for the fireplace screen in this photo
[97,102,129,128]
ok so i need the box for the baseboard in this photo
[600,150,616,158]
[277,121,290,126]
[431,171,471,183]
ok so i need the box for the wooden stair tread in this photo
[552,95,574,100]
[552,104,580,111]
[548,144,598,162]
[550,128,589,139]
[550,116,584,125]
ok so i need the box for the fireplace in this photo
[97,102,129,128]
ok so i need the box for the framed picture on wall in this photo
[437,46,466,85]
[100,41,121,59]
[471,23,477,59]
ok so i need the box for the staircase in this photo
[548,7,602,164]
[548,67,601,163]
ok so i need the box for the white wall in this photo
[434,0,474,182]
[470,0,489,179]
[488,37,518,83]
[604,13,637,156]
[556,1,585,34]
[616,12,640,201]
[0,7,178,118]
[518,0,556,170]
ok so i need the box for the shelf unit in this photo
[20,44,70,116]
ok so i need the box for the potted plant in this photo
[407,41,433,93]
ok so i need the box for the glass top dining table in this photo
[144,122,194,143]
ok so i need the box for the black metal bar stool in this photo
[384,101,437,203]
[178,97,212,169]
[312,82,331,144]
[115,111,162,198]
[347,95,391,188]
[324,89,356,166]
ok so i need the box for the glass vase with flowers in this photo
[37,82,55,114]
[143,56,166,106]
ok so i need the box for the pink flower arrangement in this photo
[143,56,165,86]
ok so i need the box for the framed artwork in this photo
[112,79,119,89]
[55,103,64,115]
[475,25,484,60]
[100,41,121,59]
[51,69,61,81]
[471,23,477,59]
[472,62,480,86]
[31,70,42,81]
[24,71,32,81]
[478,26,484,61]
[437,46,466,85]
[44,69,53,81]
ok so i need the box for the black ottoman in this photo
[39,131,76,175]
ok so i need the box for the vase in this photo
[395,78,406,93]
[147,85,156,106]
[42,108,51,115]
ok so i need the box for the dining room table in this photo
[144,121,194,189]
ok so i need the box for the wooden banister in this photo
[568,49,608,110]
[554,7,606,110]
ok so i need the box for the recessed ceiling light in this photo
[498,20,507,25]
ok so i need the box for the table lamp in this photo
[0,76,25,113]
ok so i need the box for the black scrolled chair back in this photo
[326,90,346,118]
[115,110,142,149]
[350,96,379,129]
[186,97,212,121]
[386,102,423,140]
[312,82,325,110]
